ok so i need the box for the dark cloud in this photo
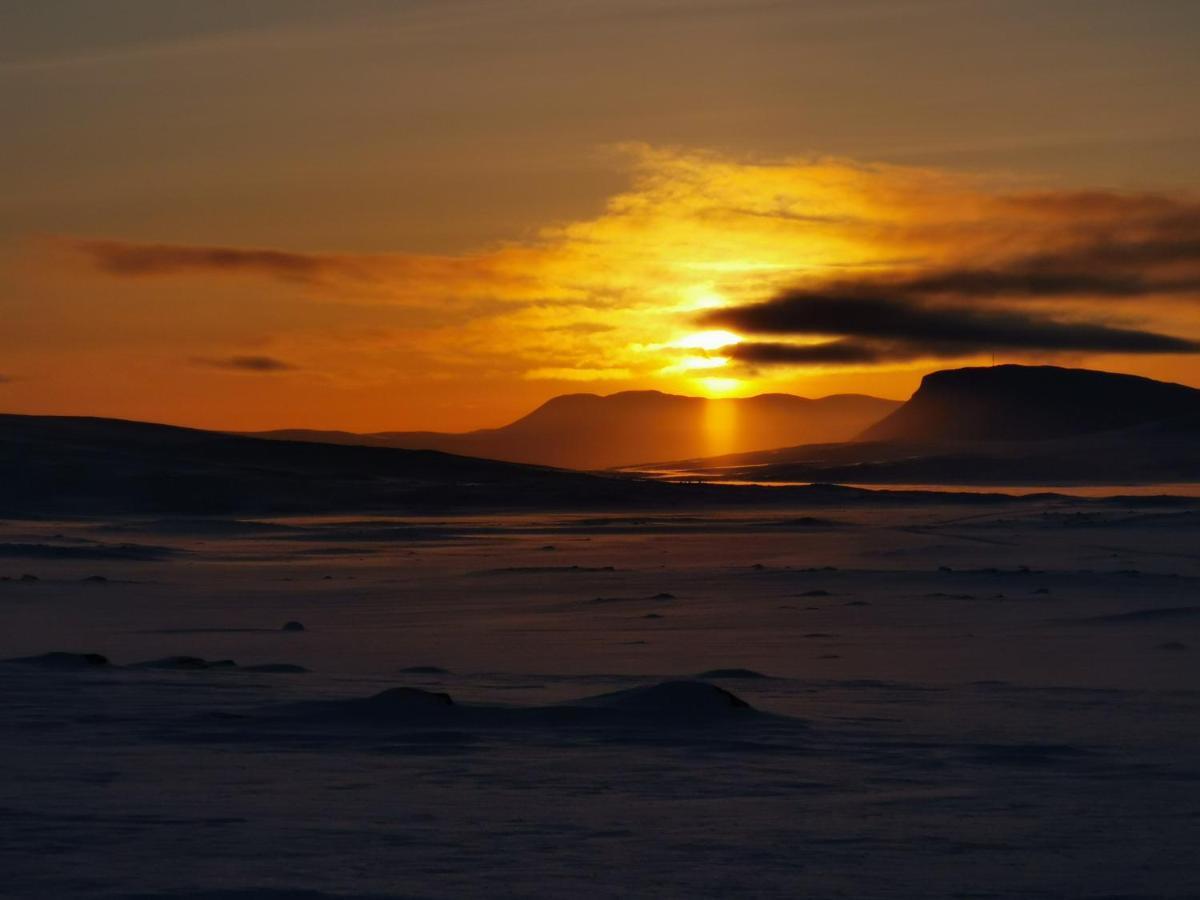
[999,190,1193,221]
[730,340,888,364]
[70,239,366,285]
[896,240,1200,301]
[760,231,1200,308]
[708,294,1198,365]
[709,295,1196,352]
[191,355,298,373]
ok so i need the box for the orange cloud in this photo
[50,146,1200,399]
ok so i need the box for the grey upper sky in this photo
[4,0,1199,253]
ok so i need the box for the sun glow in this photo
[679,286,729,311]
[697,376,743,397]
[676,355,729,371]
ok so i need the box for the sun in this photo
[671,329,742,351]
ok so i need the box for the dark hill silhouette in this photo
[859,365,1200,443]
[4,412,1106,517]
[0,412,929,516]
[249,390,899,470]
[0,413,653,515]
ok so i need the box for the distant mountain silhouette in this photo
[634,366,1200,487]
[859,365,1200,443]
[8,367,1194,514]
[251,390,899,469]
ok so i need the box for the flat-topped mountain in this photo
[859,365,1200,443]
[252,390,900,470]
[632,366,1200,486]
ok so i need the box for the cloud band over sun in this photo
[704,193,1200,366]
[52,146,1200,399]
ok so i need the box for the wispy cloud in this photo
[190,355,298,373]
[63,237,542,306]
[524,366,632,381]
[76,239,359,284]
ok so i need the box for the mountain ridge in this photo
[250,389,900,469]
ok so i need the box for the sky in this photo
[3,0,1200,432]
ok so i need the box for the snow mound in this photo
[359,687,455,709]
[275,686,456,726]
[577,681,754,717]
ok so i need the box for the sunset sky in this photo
[4,0,1200,431]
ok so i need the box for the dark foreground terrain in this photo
[2,495,1199,899]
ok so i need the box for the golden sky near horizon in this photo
[3,1,1200,432]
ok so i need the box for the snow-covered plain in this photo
[2,499,1199,898]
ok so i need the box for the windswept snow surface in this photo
[2,501,1199,898]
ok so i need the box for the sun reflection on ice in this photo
[701,394,740,457]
